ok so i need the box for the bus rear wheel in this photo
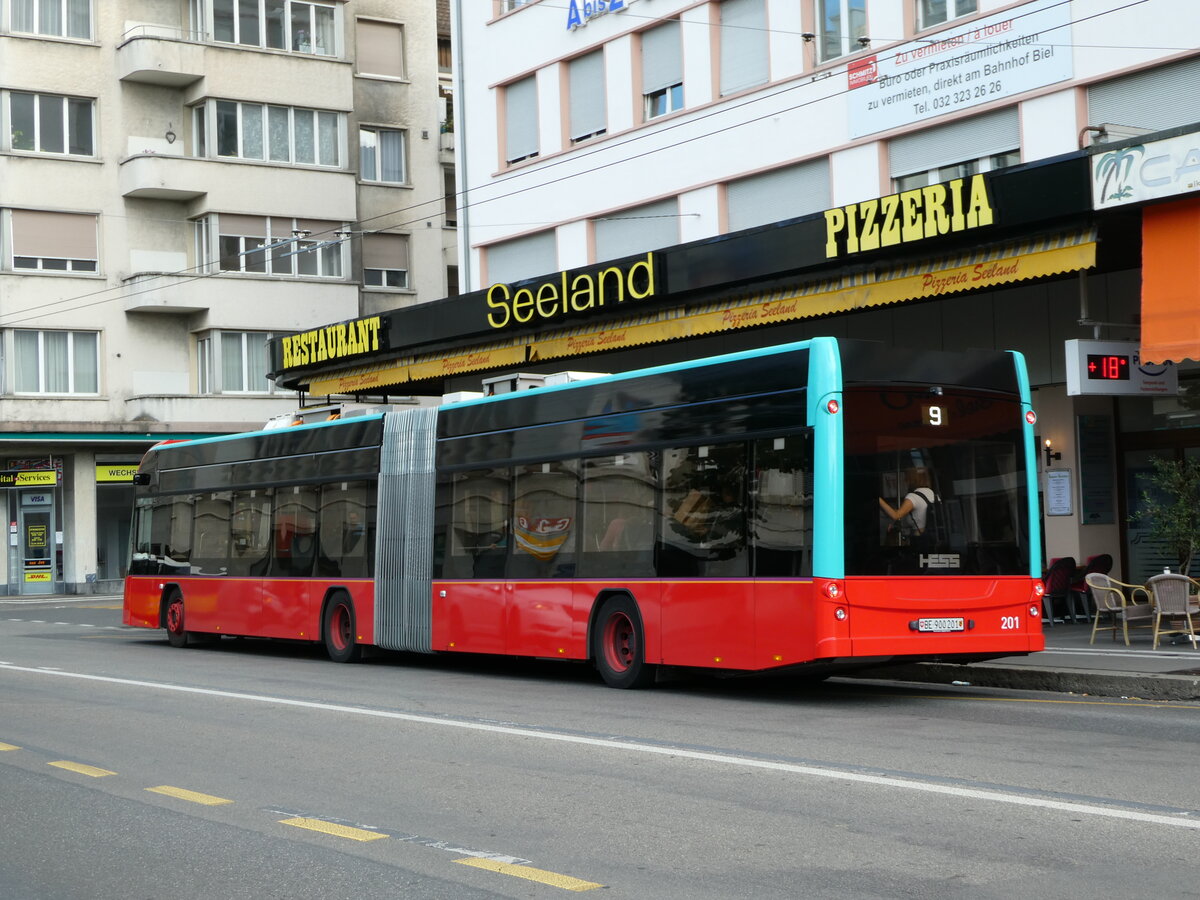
[593,595,655,689]
[164,590,188,649]
[323,594,362,663]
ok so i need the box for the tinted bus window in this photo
[578,452,657,578]
[659,442,749,577]
[752,434,812,576]
[317,481,375,578]
[437,468,510,579]
[192,491,233,575]
[843,388,1028,576]
[511,461,578,579]
[228,490,272,577]
[272,486,319,577]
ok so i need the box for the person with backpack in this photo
[878,467,938,547]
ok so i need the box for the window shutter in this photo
[11,210,97,258]
[487,231,557,285]
[642,21,681,94]
[594,198,678,263]
[357,20,404,78]
[569,51,606,140]
[1088,57,1200,133]
[218,214,268,236]
[505,76,539,162]
[889,108,1019,177]
[720,0,768,96]
[363,234,409,270]
[727,159,830,231]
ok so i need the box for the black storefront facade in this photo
[269,141,1194,583]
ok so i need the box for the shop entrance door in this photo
[1121,444,1200,583]
[18,491,55,594]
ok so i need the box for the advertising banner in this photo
[1092,130,1200,209]
[847,0,1073,138]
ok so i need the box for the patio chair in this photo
[1042,556,1083,626]
[1086,573,1153,646]
[1146,573,1200,650]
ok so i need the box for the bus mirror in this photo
[132,473,151,485]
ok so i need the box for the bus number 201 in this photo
[1001,615,1021,630]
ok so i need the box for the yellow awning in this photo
[531,230,1097,362]
[407,343,528,382]
[307,359,411,396]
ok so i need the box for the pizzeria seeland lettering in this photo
[486,252,657,330]
[282,316,382,368]
[823,174,993,258]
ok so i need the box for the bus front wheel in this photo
[593,595,655,689]
[164,590,188,649]
[323,594,362,663]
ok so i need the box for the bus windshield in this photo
[843,387,1029,576]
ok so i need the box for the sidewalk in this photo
[853,622,1200,700]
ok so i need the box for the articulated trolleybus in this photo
[124,338,1045,688]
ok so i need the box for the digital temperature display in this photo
[1086,353,1130,381]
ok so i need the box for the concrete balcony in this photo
[125,271,358,323]
[123,272,211,314]
[124,394,301,431]
[119,154,210,201]
[117,26,206,87]
[119,154,358,218]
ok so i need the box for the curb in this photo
[847,662,1200,701]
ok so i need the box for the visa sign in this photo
[566,0,638,30]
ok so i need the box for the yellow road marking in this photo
[49,760,116,777]
[456,858,603,892]
[146,785,233,806]
[279,817,388,842]
[0,742,19,751]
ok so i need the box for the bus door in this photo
[221,490,271,633]
[505,463,577,657]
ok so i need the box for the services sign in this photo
[847,0,1072,139]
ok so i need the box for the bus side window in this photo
[272,486,319,577]
[511,461,578,579]
[578,452,657,578]
[659,443,749,578]
[751,434,812,577]
[192,492,233,575]
[227,489,273,577]
[440,469,510,580]
[318,481,374,578]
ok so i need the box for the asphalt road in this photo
[2,597,1199,899]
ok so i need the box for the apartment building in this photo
[0,0,455,595]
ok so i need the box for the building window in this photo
[437,36,451,74]
[198,330,291,394]
[568,51,606,143]
[816,0,866,63]
[8,209,98,273]
[211,0,337,56]
[727,159,830,232]
[500,0,531,12]
[359,127,406,183]
[205,100,340,167]
[356,19,404,78]
[504,76,538,165]
[890,108,1020,190]
[362,233,409,289]
[918,0,976,30]
[13,330,99,394]
[642,20,683,120]
[893,151,1019,191]
[443,167,457,227]
[202,214,345,278]
[486,231,556,286]
[10,0,91,39]
[720,0,768,97]
[8,92,94,156]
[594,198,679,263]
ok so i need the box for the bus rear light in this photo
[1029,606,1040,617]
[822,581,842,599]
[834,607,847,621]
[1032,581,1044,597]
[826,399,840,415]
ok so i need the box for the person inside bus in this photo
[878,467,936,548]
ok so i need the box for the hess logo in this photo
[920,553,960,569]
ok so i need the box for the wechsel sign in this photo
[1092,130,1200,209]
[847,0,1072,138]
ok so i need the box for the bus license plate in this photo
[918,617,964,633]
